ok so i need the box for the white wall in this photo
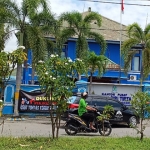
[87,83,141,106]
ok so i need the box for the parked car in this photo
[61,94,140,127]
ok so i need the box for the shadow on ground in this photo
[111,124,129,128]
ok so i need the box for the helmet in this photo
[81,92,88,99]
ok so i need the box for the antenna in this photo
[145,13,148,27]
[83,2,85,12]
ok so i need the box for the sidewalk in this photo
[0,115,66,124]
[0,115,66,138]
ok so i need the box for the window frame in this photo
[107,99,124,108]
[91,97,108,107]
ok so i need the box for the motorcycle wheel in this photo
[99,124,112,136]
[65,123,78,135]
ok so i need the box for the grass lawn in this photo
[0,136,150,150]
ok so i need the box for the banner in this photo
[18,90,55,113]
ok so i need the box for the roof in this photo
[81,9,128,41]
[45,8,128,42]
[61,8,128,42]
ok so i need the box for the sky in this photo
[4,0,150,52]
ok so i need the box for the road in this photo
[0,117,150,138]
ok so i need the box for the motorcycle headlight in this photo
[97,112,101,115]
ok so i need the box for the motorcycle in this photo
[64,109,112,136]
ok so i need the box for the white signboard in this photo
[87,83,140,106]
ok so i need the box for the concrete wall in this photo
[87,83,141,106]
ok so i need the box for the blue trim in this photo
[47,36,120,44]
[67,37,120,44]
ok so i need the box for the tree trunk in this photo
[140,118,144,141]
[49,91,56,139]
[77,73,81,81]
[89,72,93,94]
[14,63,22,116]
[56,113,61,139]
[14,32,23,116]
[0,81,4,100]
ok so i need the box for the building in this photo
[3,8,150,115]
[22,7,148,85]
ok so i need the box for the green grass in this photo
[0,136,150,150]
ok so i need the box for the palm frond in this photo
[44,38,55,57]
[0,24,5,51]
[127,23,144,41]
[144,23,150,35]
[26,26,47,63]
[89,32,106,55]
[143,48,150,78]
[123,51,136,73]
[145,33,150,40]
[60,11,82,29]
[0,0,20,28]
[23,0,49,17]
[145,39,150,48]
[87,51,107,76]
[60,28,75,43]
[76,36,88,59]
[84,12,102,27]
[121,38,139,57]
[29,7,54,26]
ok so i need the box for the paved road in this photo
[0,117,150,138]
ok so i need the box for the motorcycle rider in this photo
[78,92,97,130]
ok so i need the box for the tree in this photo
[45,18,75,57]
[36,55,87,139]
[86,51,107,94]
[0,48,27,100]
[60,11,106,59]
[27,14,76,84]
[0,0,51,116]
[22,8,55,84]
[0,22,12,52]
[131,91,150,141]
[121,23,150,84]
[0,52,14,100]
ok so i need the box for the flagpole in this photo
[119,0,123,84]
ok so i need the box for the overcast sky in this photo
[4,0,150,52]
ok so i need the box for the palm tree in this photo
[121,23,150,84]
[21,9,55,84]
[86,51,107,94]
[43,18,75,57]
[60,11,107,59]
[27,13,75,83]
[0,0,51,116]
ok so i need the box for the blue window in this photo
[131,51,141,71]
